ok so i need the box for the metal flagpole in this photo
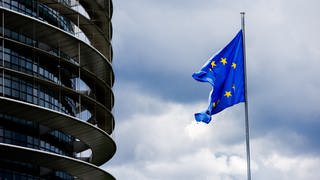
[240,12,251,180]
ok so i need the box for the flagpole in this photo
[241,12,251,180]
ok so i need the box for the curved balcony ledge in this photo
[0,143,115,180]
[1,66,115,133]
[38,0,113,60]
[0,7,114,86]
[2,36,114,95]
[0,97,116,166]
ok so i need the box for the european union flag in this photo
[192,30,245,123]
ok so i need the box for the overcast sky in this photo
[103,0,320,179]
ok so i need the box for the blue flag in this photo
[192,30,245,123]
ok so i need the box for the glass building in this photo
[0,0,116,179]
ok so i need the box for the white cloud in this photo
[185,121,211,141]
[255,153,320,180]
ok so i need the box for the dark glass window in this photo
[0,29,96,123]
[0,115,74,158]
[0,0,74,34]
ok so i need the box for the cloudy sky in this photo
[102,0,320,179]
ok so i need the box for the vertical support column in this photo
[58,62,62,113]
[32,47,36,105]
[32,18,38,106]
[92,79,96,125]
[2,10,4,96]
[78,42,81,119]
[76,0,80,39]
[58,39,62,113]
[36,0,39,18]
[77,1,81,120]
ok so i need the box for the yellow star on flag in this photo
[224,91,232,98]
[211,61,216,68]
[220,58,227,65]
[232,62,236,69]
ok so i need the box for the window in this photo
[4,130,11,138]
[0,77,3,94]
[26,61,32,71]
[12,31,19,40]
[12,80,19,90]
[4,87,11,96]
[4,53,10,62]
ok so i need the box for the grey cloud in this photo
[108,0,320,179]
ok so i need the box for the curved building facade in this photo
[0,0,116,179]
